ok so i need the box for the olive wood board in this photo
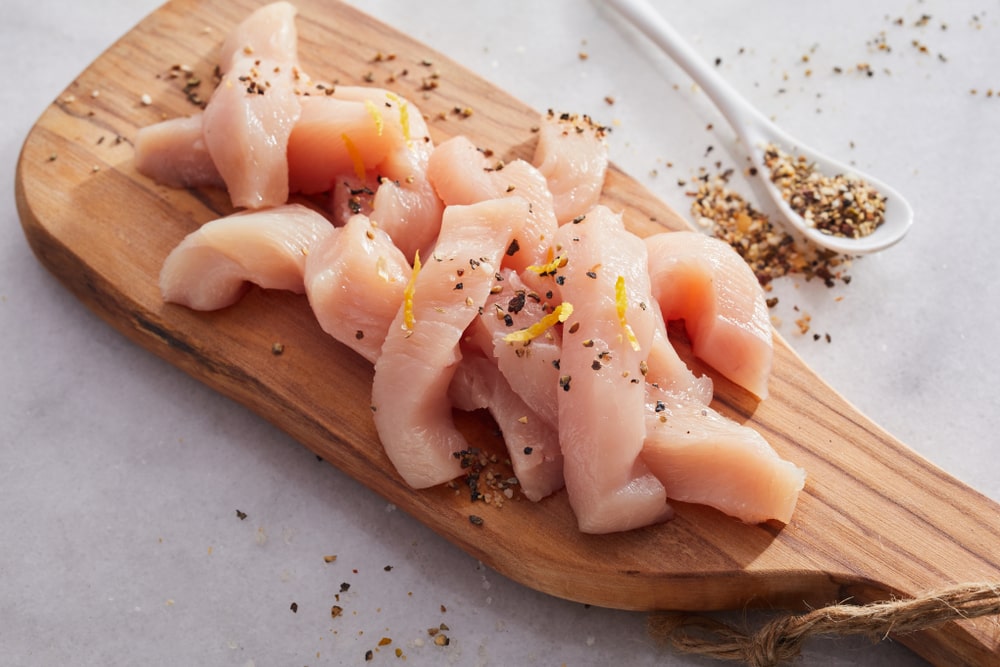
[14,1,1000,664]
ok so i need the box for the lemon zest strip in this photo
[402,250,421,333]
[615,275,641,352]
[341,133,366,181]
[503,302,574,343]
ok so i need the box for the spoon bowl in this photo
[607,0,914,255]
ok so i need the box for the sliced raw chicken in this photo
[329,175,377,225]
[645,302,714,405]
[532,111,609,225]
[367,174,442,263]
[642,385,805,524]
[288,93,407,195]
[449,353,564,502]
[202,3,303,209]
[427,135,558,270]
[327,87,443,261]
[552,205,673,533]
[218,1,299,70]
[161,203,334,310]
[371,198,524,488]
[134,114,223,190]
[465,269,561,430]
[646,231,773,400]
[304,214,410,364]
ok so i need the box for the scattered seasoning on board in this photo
[762,143,887,239]
[235,509,247,520]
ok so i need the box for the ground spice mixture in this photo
[688,171,853,288]
[762,143,887,239]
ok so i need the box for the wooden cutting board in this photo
[15,1,1000,664]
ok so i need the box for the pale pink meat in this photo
[218,1,299,70]
[287,95,400,195]
[646,231,773,399]
[371,198,523,488]
[465,269,561,431]
[645,302,714,405]
[304,214,410,364]
[329,175,377,225]
[134,114,223,190]
[427,135,558,270]
[552,205,673,533]
[327,87,443,261]
[642,385,805,524]
[532,112,609,225]
[449,353,564,502]
[202,3,303,209]
[160,203,334,310]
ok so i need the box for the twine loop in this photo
[648,582,1000,666]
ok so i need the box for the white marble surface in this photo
[2,1,998,665]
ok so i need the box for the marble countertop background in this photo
[3,1,998,665]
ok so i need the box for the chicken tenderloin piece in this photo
[134,114,224,190]
[532,111,609,225]
[427,135,559,271]
[371,198,525,489]
[551,205,673,533]
[645,231,773,399]
[203,2,304,209]
[642,384,805,524]
[160,204,335,311]
[449,353,564,502]
[304,214,411,364]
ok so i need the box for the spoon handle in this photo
[606,0,772,144]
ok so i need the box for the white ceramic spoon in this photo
[607,0,913,255]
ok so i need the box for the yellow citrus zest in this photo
[615,275,640,351]
[385,92,412,148]
[402,250,421,334]
[364,99,384,136]
[341,133,366,181]
[525,248,566,276]
[503,302,574,343]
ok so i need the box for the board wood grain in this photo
[14,1,1000,664]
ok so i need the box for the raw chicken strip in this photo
[642,385,805,524]
[367,175,443,263]
[218,1,299,70]
[203,3,303,209]
[465,269,561,430]
[646,231,773,399]
[449,353,564,502]
[134,115,223,190]
[371,198,524,488]
[287,96,399,195]
[645,302,714,405]
[161,203,334,310]
[427,135,558,270]
[304,214,410,364]
[552,205,673,533]
[329,175,377,225]
[328,87,443,261]
[532,111,609,225]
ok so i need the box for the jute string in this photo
[647,582,1000,666]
